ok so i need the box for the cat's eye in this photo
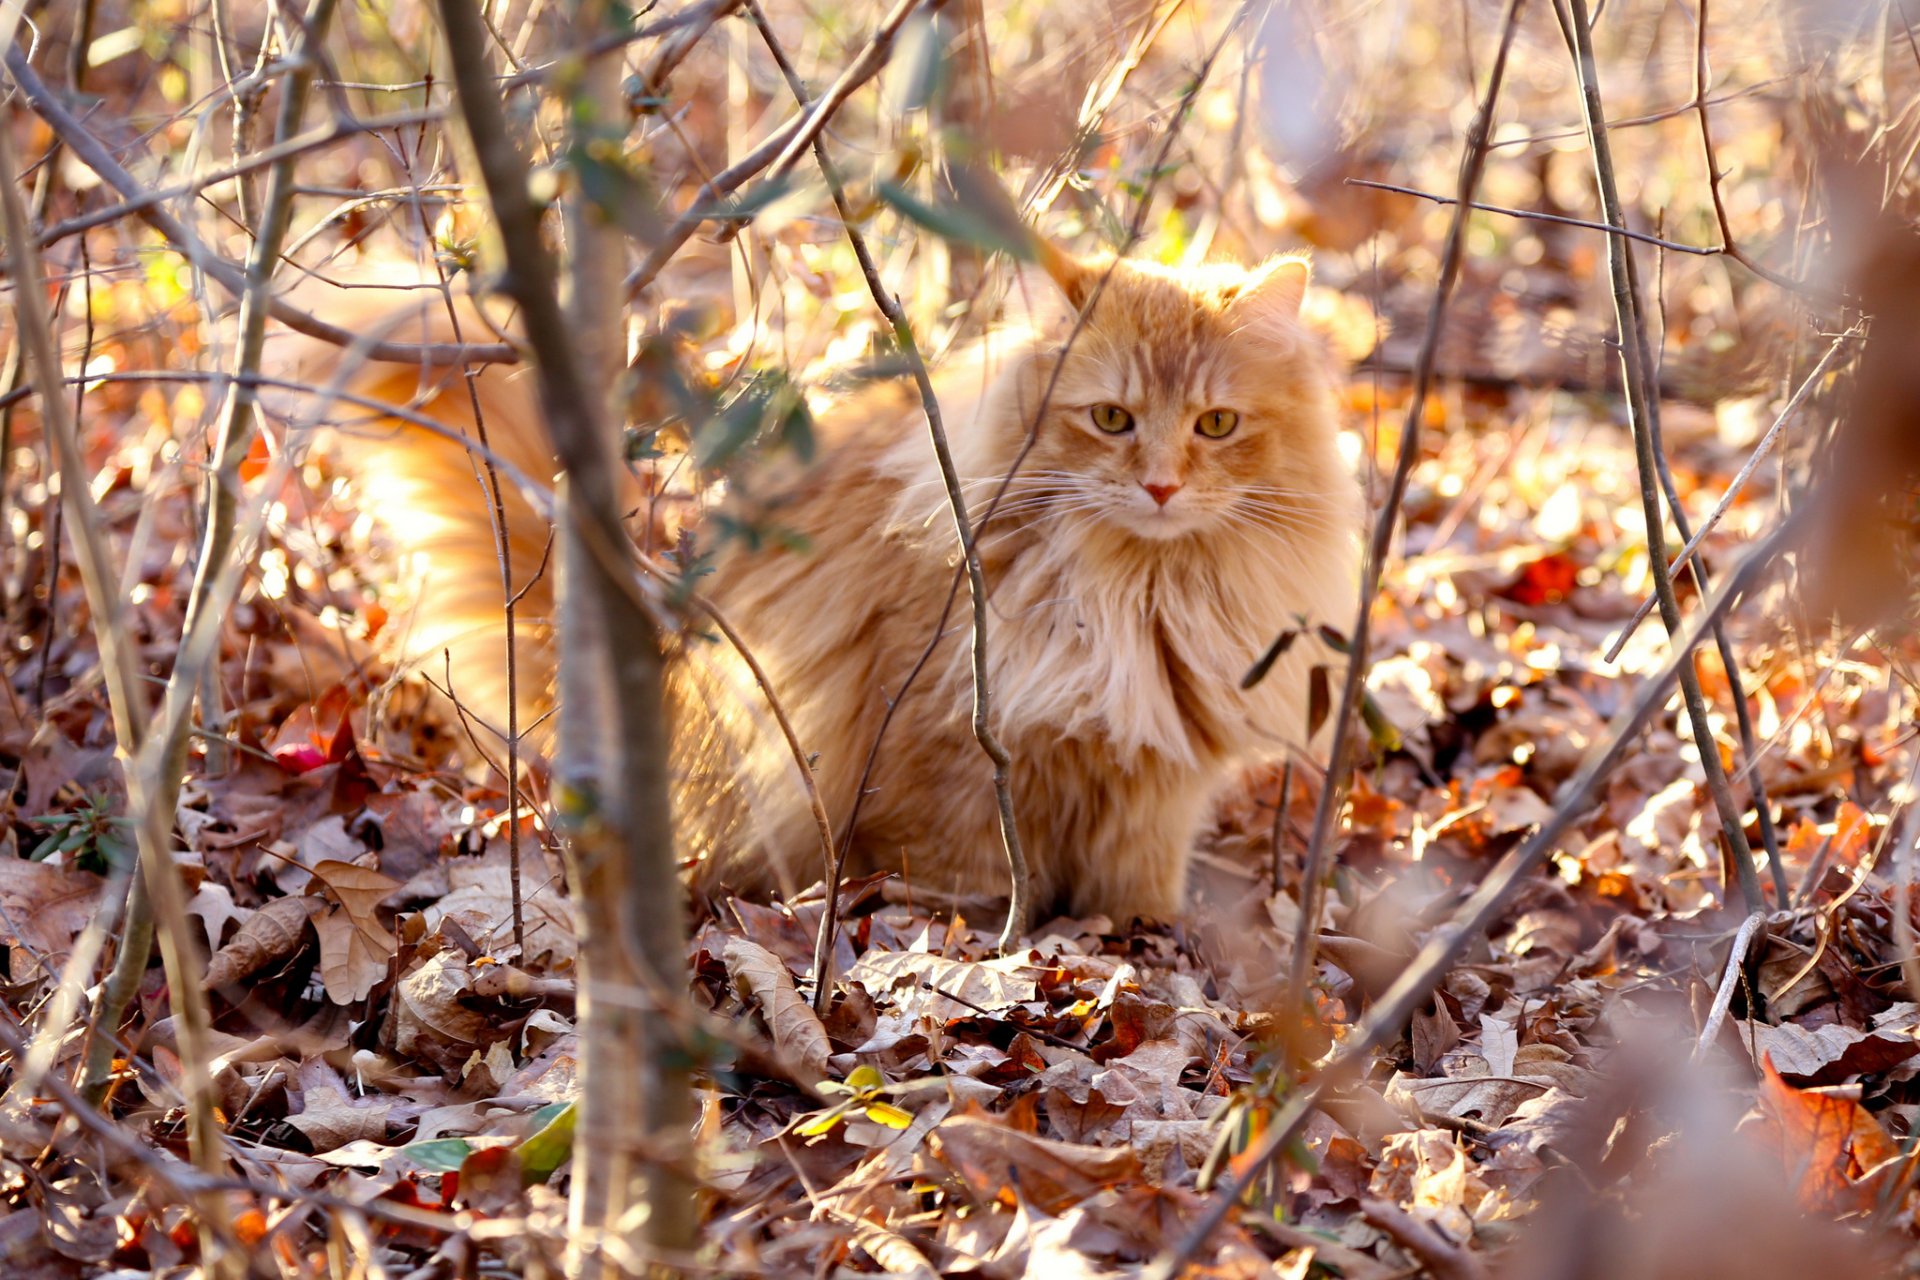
[1090,404,1134,434]
[1195,409,1239,439]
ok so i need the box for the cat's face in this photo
[1001,252,1346,544]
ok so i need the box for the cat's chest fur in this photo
[944,520,1345,771]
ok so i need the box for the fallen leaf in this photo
[724,937,831,1079]
[928,1113,1140,1214]
[204,895,324,988]
[308,860,401,1003]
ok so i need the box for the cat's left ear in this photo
[1230,255,1310,319]
[1035,237,1096,311]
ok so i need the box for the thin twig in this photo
[434,0,694,1264]
[1560,0,1763,911]
[29,108,447,251]
[844,179,1030,949]
[1629,232,1788,902]
[1145,509,1806,1280]
[1692,910,1767,1062]
[1602,324,1859,661]
[1487,75,1790,151]
[181,0,342,779]
[0,99,238,1265]
[622,0,928,299]
[744,0,1033,952]
[1346,177,1721,256]
[1284,0,1526,1019]
[1,47,517,365]
[632,543,838,1016]
[1692,0,1824,297]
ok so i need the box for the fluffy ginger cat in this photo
[306,246,1362,921]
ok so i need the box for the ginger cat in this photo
[305,246,1362,921]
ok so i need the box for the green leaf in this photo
[1360,690,1403,754]
[883,12,945,114]
[685,172,805,223]
[875,180,1036,262]
[569,140,663,244]
[1240,628,1299,690]
[517,1100,576,1185]
[844,1065,885,1095]
[401,1138,473,1173]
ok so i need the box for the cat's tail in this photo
[279,290,571,758]
[282,289,802,893]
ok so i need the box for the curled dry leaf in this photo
[1741,1021,1920,1086]
[384,949,491,1076]
[724,937,832,1080]
[852,1221,939,1280]
[204,895,325,989]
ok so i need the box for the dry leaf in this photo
[723,937,831,1079]
[204,895,325,988]
[308,860,401,1003]
[846,950,1039,1020]
[928,1113,1140,1214]
[1751,1058,1903,1215]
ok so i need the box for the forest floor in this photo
[3,310,1914,1277]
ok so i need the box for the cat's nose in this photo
[1142,481,1182,507]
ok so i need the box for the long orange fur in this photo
[298,249,1362,920]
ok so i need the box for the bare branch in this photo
[1285,0,1527,1018]
[1559,0,1764,911]
[622,0,928,299]
[2,46,518,365]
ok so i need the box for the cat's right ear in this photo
[1035,237,1095,311]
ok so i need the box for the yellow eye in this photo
[1091,404,1134,434]
[1196,409,1239,438]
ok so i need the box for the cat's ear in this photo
[1035,237,1096,311]
[1232,254,1311,319]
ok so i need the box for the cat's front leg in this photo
[1056,778,1212,923]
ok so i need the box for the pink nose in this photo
[1142,481,1181,507]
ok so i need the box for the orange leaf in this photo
[238,432,273,483]
[232,1207,269,1246]
[1753,1057,1902,1215]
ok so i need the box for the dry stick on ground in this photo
[0,115,241,1267]
[1147,509,1807,1280]
[1282,0,1526,1017]
[1,48,515,365]
[1602,324,1859,661]
[1559,0,1764,912]
[742,0,1030,970]
[622,0,928,300]
[1692,910,1767,1062]
[433,0,694,1266]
